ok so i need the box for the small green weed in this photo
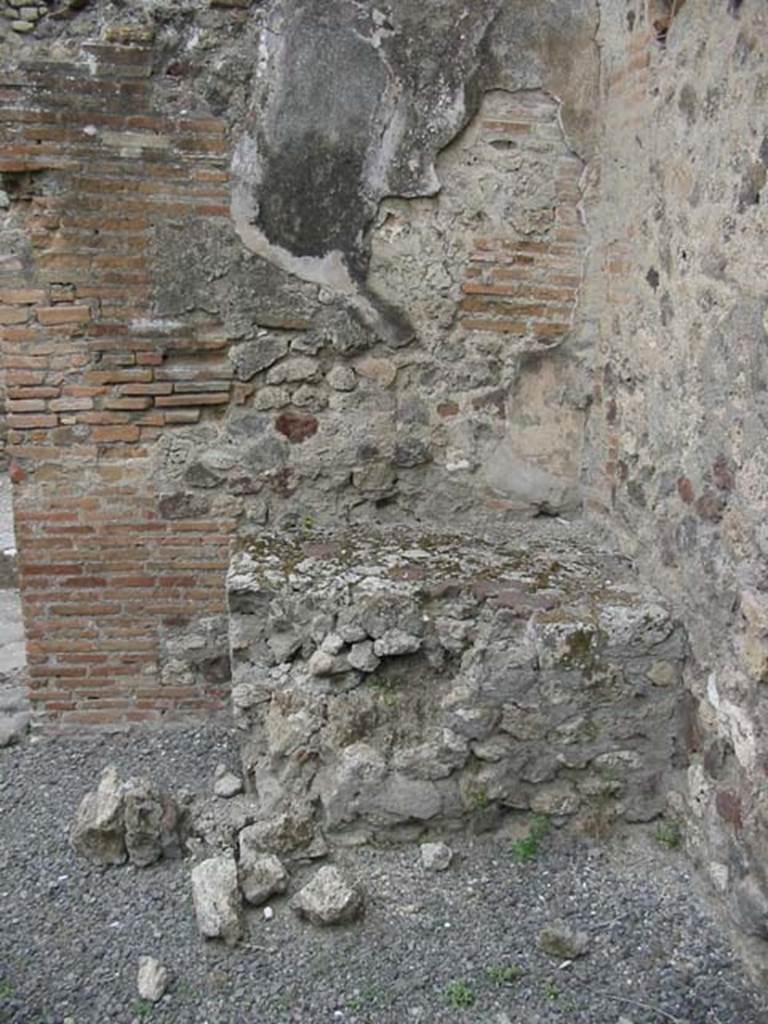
[530,814,550,839]
[486,963,523,986]
[467,787,489,810]
[545,980,560,1001]
[132,999,153,1020]
[347,986,382,1012]
[368,675,400,707]
[655,820,682,849]
[0,980,13,998]
[511,815,551,862]
[445,980,475,1009]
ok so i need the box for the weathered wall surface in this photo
[0,0,599,728]
[587,0,768,975]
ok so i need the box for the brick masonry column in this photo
[0,41,237,729]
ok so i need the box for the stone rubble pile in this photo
[69,525,688,947]
[70,765,183,867]
[71,764,367,944]
[188,848,364,941]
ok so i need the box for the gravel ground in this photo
[1,725,767,1024]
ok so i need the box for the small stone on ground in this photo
[137,956,169,1003]
[420,841,453,871]
[537,919,591,959]
[291,865,363,926]
[191,853,243,944]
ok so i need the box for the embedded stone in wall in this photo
[227,525,686,843]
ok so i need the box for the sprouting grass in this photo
[486,963,523,986]
[511,814,551,862]
[131,999,153,1020]
[655,820,682,849]
[445,979,475,1009]
[545,979,560,1001]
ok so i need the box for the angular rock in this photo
[266,356,319,385]
[70,765,126,866]
[137,956,169,1003]
[239,851,288,906]
[230,335,289,381]
[124,777,177,867]
[238,808,315,858]
[327,365,357,391]
[347,639,380,673]
[0,711,29,748]
[213,765,244,799]
[191,854,243,945]
[308,648,350,676]
[373,629,422,657]
[420,841,453,872]
[291,865,363,925]
[537,920,590,959]
[267,630,302,664]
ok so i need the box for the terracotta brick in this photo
[104,397,153,411]
[164,409,200,424]
[7,399,47,413]
[7,414,58,429]
[49,398,94,413]
[49,603,121,617]
[7,387,60,399]
[76,412,131,425]
[0,306,31,325]
[62,386,106,398]
[117,382,172,395]
[36,305,91,326]
[6,370,47,386]
[0,288,47,304]
[84,368,153,385]
[155,392,230,407]
[92,425,141,443]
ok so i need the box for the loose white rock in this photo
[420,841,453,872]
[137,956,169,1003]
[191,854,243,944]
[70,765,126,866]
[291,865,363,925]
[239,851,288,906]
[213,769,243,799]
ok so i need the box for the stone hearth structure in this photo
[228,526,685,840]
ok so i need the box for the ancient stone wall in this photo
[0,0,599,728]
[586,0,768,975]
[3,0,768,984]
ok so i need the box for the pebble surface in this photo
[1,724,767,1024]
